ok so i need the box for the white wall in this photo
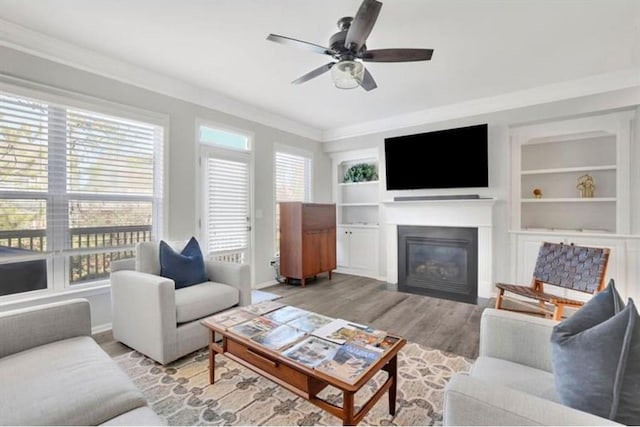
[0,46,331,329]
[323,88,640,287]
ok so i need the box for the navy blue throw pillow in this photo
[551,279,640,425]
[159,237,207,289]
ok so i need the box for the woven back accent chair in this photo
[495,242,610,320]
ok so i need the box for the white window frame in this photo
[0,76,169,303]
[273,144,313,255]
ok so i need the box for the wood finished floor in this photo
[98,272,490,360]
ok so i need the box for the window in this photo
[0,90,164,296]
[198,122,252,265]
[274,149,312,253]
[199,125,250,151]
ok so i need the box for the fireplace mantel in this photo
[382,198,496,299]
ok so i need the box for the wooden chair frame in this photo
[495,242,610,320]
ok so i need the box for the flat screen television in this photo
[384,123,488,190]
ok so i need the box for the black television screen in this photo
[384,124,488,190]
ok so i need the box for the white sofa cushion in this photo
[174,281,239,324]
[471,356,560,403]
[0,336,147,426]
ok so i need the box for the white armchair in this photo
[443,309,619,425]
[110,241,251,365]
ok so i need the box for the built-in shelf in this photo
[511,112,634,235]
[332,150,381,279]
[509,111,635,294]
[338,180,379,186]
[521,198,616,203]
[521,165,617,175]
[338,203,379,207]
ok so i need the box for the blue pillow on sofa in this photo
[159,237,207,289]
[551,279,640,425]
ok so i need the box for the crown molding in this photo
[2,18,637,144]
[0,18,323,141]
[321,67,640,141]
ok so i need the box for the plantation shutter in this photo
[204,157,249,256]
[65,109,159,257]
[0,94,49,193]
[275,152,311,203]
[0,94,50,254]
[274,150,311,253]
[66,109,155,196]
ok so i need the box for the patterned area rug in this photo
[115,343,471,426]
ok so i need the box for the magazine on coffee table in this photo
[316,342,383,384]
[251,324,307,351]
[348,329,387,348]
[229,317,279,338]
[282,336,341,368]
[312,319,353,344]
[206,308,257,330]
[263,305,310,324]
[375,335,400,351]
[313,319,386,345]
[287,312,334,333]
[241,300,286,316]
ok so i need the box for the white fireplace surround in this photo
[383,198,496,299]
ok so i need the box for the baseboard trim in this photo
[92,323,112,335]
[334,267,381,281]
[253,280,278,290]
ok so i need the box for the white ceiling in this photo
[0,0,638,137]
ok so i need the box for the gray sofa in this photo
[110,241,251,365]
[443,308,620,426]
[0,298,162,426]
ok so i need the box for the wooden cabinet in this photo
[279,202,336,286]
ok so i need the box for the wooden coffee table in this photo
[201,310,405,426]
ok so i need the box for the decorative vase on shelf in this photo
[532,188,543,199]
[576,174,595,198]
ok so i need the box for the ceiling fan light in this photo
[331,60,364,89]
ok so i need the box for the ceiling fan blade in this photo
[345,0,382,51]
[360,68,377,91]
[267,34,335,56]
[292,62,335,85]
[362,48,434,62]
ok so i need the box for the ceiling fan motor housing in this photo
[330,17,362,58]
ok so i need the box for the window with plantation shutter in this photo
[274,149,312,253]
[0,88,164,297]
[198,122,252,265]
[66,109,155,196]
[204,157,249,258]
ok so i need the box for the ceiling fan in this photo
[266,0,433,91]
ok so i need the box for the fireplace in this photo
[398,225,478,304]
[383,198,494,299]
